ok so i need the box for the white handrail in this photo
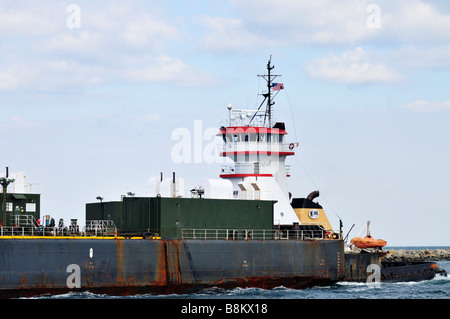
[181,228,341,241]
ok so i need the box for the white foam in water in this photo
[431,273,450,282]
[19,267,450,299]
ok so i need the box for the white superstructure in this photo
[216,113,299,225]
[214,58,300,225]
[150,57,300,226]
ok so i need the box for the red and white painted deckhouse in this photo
[150,58,301,226]
[215,104,299,225]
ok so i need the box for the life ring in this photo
[289,143,294,150]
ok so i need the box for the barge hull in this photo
[343,253,446,282]
[0,238,344,298]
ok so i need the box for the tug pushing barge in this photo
[0,59,345,298]
[0,59,445,298]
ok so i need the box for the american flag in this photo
[272,83,284,91]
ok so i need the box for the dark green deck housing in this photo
[86,196,275,239]
[0,193,40,226]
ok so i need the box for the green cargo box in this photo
[86,196,275,239]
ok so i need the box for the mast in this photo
[1,167,15,226]
[257,55,280,127]
[267,57,274,126]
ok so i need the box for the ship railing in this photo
[0,223,117,238]
[84,220,117,237]
[181,228,341,241]
[181,229,271,240]
[0,225,83,238]
[220,162,271,175]
[13,214,39,229]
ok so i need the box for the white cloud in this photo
[305,47,404,85]
[2,0,449,92]
[0,59,103,91]
[0,3,59,39]
[123,55,219,87]
[0,69,21,90]
[402,100,450,112]
[388,45,450,69]
[381,0,450,44]
[198,0,450,50]
[0,2,215,92]
[225,0,377,46]
[121,15,179,48]
[198,15,269,52]
[194,2,368,50]
[44,31,103,57]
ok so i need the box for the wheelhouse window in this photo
[258,133,265,142]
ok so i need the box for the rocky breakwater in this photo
[382,249,450,262]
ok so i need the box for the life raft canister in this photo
[350,235,387,249]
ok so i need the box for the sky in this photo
[1,0,449,246]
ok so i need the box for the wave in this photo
[21,272,450,300]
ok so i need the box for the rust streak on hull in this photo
[0,238,344,298]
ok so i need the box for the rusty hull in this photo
[343,252,382,282]
[343,252,446,283]
[0,238,344,298]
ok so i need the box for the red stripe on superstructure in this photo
[217,126,288,135]
[220,174,273,178]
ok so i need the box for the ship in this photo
[0,58,345,298]
[1,59,444,298]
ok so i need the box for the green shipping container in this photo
[86,196,275,239]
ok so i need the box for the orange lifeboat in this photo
[350,235,387,249]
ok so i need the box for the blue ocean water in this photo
[30,261,450,300]
[20,247,448,319]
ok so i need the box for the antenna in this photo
[266,56,274,125]
[256,55,281,127]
